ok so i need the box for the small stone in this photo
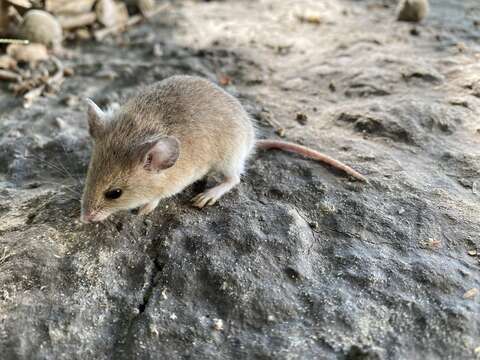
[397,0,429,22]
[275,128,286,137]
[63,95,79,107]
[149,324,159,336]
[295,112,308,125]
[456,42,467,53]
[267,315,276,322]
[296,11,322,25]
[63,67,75,77]
[463,288,479,299]
[468,250,477,256]
[398,208,405,215]
[17,10,63,49]
[328,81,336,92]
[96,0,118,28]
[409,27,420,36]
[212,318,223,331]
[169,313,177,320]
[75,28,91,41]
[54,117,67,129]
[96,69,118,80]
[161,288,168,300]
[137,0,156,16]
[153,43,163,57]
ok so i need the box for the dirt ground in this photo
[1,0,480,359]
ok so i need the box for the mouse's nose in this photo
[81,211,95,223]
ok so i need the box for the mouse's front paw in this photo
[138,200,159,215]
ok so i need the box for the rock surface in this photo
[1,0,480,359]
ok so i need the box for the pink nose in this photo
[81,211,96,223]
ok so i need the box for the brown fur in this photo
[81,75,255,221]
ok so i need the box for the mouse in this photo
[80,75,367,223]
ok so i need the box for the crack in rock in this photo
[138,257,164,314]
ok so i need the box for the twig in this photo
[21,56,64,106]
[94,3,171,41]
[48,56,64,85]
[0,69,20,81]
[7,0,31,8]
[58,12,97,30]
[23,84,44,107]
[0,38,29,44]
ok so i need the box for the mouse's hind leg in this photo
[192,144,251,208]
[191,174,240,208]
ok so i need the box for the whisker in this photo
[24,154,81,184]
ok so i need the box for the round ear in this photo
[86,98,106,139]
[142,136,180,172]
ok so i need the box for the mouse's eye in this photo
[104,188,122,200]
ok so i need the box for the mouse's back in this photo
[114,75,256,169]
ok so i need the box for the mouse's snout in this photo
[80,211,96,224]
[81,210,108,223]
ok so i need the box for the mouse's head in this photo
[80,99,180,223]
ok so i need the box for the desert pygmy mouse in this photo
[81,75,367,223]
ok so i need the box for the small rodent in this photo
[396,0,429,22]
[81,75,367,223]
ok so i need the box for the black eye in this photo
[104,189,122,200]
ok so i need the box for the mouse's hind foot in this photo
[192,175,240,208]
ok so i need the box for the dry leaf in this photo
[463,288,479,299]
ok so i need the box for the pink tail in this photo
[256,139,368,182]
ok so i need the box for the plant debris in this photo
[0,0,171,106]
[463,288,479,299]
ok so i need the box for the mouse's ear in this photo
[86,98,106,139]
[141,136,180,172]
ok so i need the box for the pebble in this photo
[295,112,308,125]
[212,318,223,331]
[463,288,479,299]
[18,10,63,48]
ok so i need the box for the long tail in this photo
[256,139,368,182]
